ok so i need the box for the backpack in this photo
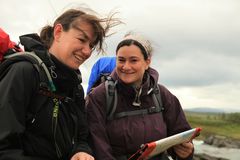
[0,30,56,92]
[90,73,111,92]
[0,30,82,158]
[0,31,60,124]
[87,56,116,94]
[0,27,23,61]
[104,76,164,120]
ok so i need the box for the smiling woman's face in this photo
[116,44,150,87]
[50,21,94,70]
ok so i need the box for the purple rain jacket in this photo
[86,67,193,160]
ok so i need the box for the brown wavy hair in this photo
[40,8,121,54]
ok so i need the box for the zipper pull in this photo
[49,66,57,79]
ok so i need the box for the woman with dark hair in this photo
[86,32,194,160]
[0,8,120,160]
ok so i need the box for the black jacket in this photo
[0,35,92,160]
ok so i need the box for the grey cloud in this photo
[153,53,240,87]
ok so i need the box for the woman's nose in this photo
[122,61,131,70]
[82,44,92,56]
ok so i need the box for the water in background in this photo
[193,140,240,160]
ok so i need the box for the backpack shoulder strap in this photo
[152,84,164,114]
[1,51,59,124]
[114,85,164,119]
[105,76,118,120]
[109,84,164,120]
[104,78,164,120]
[0,52,41,81]
[4,52,56,92]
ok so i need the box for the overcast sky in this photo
[1,0,240,111]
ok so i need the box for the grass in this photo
[184,111,240,141]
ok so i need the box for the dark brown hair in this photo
[116,32,153,60]
[116,40,149,60]
[40,8,121,53]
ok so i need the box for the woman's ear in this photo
[53,24,63,42]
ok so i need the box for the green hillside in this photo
[184,111,240,140]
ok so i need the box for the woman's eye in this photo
[118,59,125,63]
[78,38,85,42]
[131,59,138,63]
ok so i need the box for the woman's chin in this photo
[121,79,135,85]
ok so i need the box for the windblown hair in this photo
[40,8,121,54]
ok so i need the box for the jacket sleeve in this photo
[159,85,193,160]
[0,62,45,160]
[85,84,116,160]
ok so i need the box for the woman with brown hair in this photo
[0,7,120,160]
[86,32,194,160]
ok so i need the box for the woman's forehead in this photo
[72,20,95,41]
[117,46,145,59]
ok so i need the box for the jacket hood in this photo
[146,67,159,87]
[19,33,46,52]
[19,33,54,67]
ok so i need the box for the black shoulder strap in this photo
[105,76,118,120]
[152,85,164,116]
[3,52,56,92]
[105,78,164,120]
[113,85,164,119]
[0,52,41,81]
